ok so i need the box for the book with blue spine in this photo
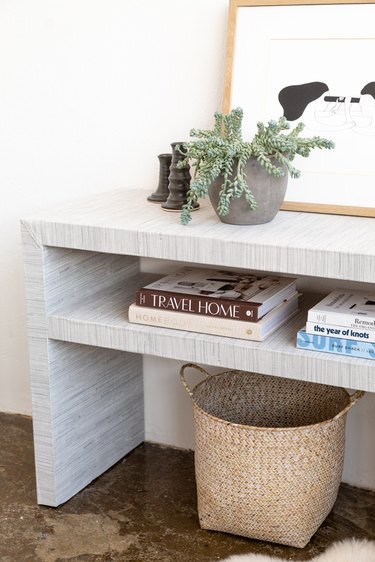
[296,329,375,360]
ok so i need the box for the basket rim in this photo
[191,399,351,432]
[190,370,352,432]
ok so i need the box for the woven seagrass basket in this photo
[180,363,364,548]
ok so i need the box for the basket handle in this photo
[333,389,365,421]
[180,363,211,397]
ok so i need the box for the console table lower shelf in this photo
[32,290,372,507]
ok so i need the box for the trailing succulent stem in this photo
[178,108,334,224]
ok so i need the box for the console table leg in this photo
[21,226,144,506]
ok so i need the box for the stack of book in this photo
[296,289,375,360]
[128,266,299,341]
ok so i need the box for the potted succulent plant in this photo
[178,107,334,225]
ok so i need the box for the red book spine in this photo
[135,289,260,322]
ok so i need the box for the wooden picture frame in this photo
[223,0,375,217]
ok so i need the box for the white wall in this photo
[1,0,374,490]
[0,0,228,412]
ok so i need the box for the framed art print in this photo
[223,0,375,217]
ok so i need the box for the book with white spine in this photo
[307,290,375,330]
[305,321,375,343]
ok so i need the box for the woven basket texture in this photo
[181,365,363,548]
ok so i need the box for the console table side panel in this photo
[48,341,144,506]
[21,224,57,504]
[21,226,145,506]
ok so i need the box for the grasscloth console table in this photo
[21,188,375,507]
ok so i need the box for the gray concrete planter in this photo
[208,157,288,225]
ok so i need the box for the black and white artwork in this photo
[229,3,375,214]
[279,81,375,135]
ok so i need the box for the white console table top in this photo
[22,188,375,283]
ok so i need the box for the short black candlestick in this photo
[147,153,172,203]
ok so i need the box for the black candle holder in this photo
[161,142,199,212]
[147,153,172,203]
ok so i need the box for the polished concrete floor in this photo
[1,412,374,562]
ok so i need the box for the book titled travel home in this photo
[296,329,375,360]
[136,266,297,322]
[129,293,299,342]
[307,289,375,330]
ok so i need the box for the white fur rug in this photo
[220,539,375,562]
